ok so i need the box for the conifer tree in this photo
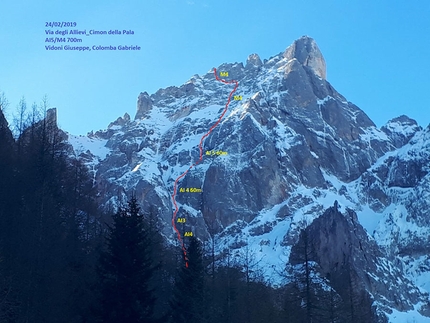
[0,257,17,323]
[289,228,319,323]
[0,99,16,261]
[281,281,303,323]
[211,253,241,323]
[340,264,375,323]
[97,196,156,323]
[319,285,343,323]
[169,236,206,323]
[0,103,100,322]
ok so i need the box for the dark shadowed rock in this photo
[0,108,14,145]
[291,205,429,313]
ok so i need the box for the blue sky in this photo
[1,0,429,134]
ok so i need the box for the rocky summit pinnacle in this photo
[245,53,263,69]
[135,92,153,120]
[283,35,327,79]
[68,36,430,321]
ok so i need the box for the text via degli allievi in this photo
[45,29,135,36]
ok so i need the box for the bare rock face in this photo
[46,108,57,124]
[0,108,13,144]
[108,113,131,128]
[381,115,421,148]
[292,205,430,315]
[245,53,263,70]
[283,35,327,79]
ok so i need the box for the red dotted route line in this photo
[171,67,239,267]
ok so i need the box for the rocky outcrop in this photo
[381,115,421,148]
[245,53,263,71]
[108,112,131,128]
[0,108,14,145]
[46,108,57,126]
[19,108,67,146]
[293,204,429,314]
[283,35,327,79]
[135,92,153,119]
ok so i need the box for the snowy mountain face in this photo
[68,36,430,321]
